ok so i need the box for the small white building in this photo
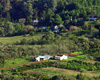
[55,55,67,60]
[36,55,51,61]
[32,19,39,24]
[54,25,58,29]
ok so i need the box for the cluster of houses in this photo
[18,18,80,33]
[18,15,98,34]
[36,55,67,61]
[39,24,65,33]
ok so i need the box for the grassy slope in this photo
[25,67,100,77]
[0,34,100,77]
[0,33,43,44]
[32,69,60,75]
[2,58,31,68]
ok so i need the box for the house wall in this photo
[36,58,40,61]
[55,56,60,60]
[62,55,67,60]
[55,55,67,60]
[36,58,48,61]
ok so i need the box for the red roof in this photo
[57,55,63,57]
[65,29,68,31]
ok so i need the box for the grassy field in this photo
[93,71,100,74]
[72,52,83,55]
[67,57,79,60]
[25,67,80,76]
[1,58,31,68]
[0,33,43,44]
[77,54,87,58]
[25,67,100,77]
[32,69,60,75]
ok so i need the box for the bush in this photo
[79,68,87,73]
[29,31,34,36]
[88,56,94,60]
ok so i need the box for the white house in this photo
[54,25,58,29]
[55,55,67,60]
[36,55,51,61]
[32,19,39,24]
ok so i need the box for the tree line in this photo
[0,0,100,36]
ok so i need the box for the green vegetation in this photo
[72,52,83,55]
[0,33,43,44]
[77,55,87,58]
[93,71,100,74]
[68,57,79,60]
[1,0,100,79]
[4,58,30,68]
[32,69,60,75]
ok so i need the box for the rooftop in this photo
[36,55,51,59]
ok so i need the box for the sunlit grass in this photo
[3,58,30,68]
[0,33,43,44]
[93,71,100,74]
[32,69,60,75]
[77,55,87,58]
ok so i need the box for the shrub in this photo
[79,68,87,73]
[89,56,94,60]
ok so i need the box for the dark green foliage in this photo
[0,0,100,37]
[54,14,62,25]
[56,60,97,71]
[11,60,100,73]
[1,0,100,80]
[6,12,11,21]
[13,61,57,72]
[0,3,3,15]
[0,55,7,67]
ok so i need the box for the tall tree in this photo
[23,1,33,24]
[0,3,3,15]
[45,9,54,25]
[51,0,57,11]
[6,12,11,21]
[54,14,62,25]
[0,55,7,68]
[4,21,15,36]
[3,0,12,12]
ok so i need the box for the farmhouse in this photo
[32,19,39,24]
[55,55,67,60]
[36,55,51,61]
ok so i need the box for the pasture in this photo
[0,58,31,68]
[24,67,100,77]
[0,33,43,44]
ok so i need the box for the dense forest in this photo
[1,0,100,80]
[0,0,100,36]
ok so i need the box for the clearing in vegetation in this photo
[25,69,60,76]
[72,52,83,55]
[25,67,100,77]
[0,34,43,44]
[0,58,31,68]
